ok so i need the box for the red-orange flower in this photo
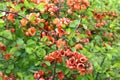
[75,44,83,50]
[44,51,62,63]
[28,27,36,36]
[66,57,77,70]
[57,70,65,80]
[10,28,15,33]
[64,49,74,57]
[56,39,66,49]
[2,75,9,80]
[4,54,11,60]
[77,63,85,71]
[7,13,15,22]
[20,18,28,27]
[0,72,3,76]
[80,56,88,63]
[34,70,44,79]
[31,0,49,4]
[0,42,7,53]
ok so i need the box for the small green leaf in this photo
[0,19,4,24]
[35,61,41,66]
[0,12,5,17]
[24,0,29,8]
[17,72,23,78]
[36,3,45,12]
[6,69,11,74]
[29,15,35,22]
[69,20,79,28]
[26,48,32,54]
[27,39,36,47]
[17,38,24,46]
[66,28,71,34]
[8,64,14,70]
[14,51,21,56]
[83,24,87,29]
[36,48,46,57]
[44,61,51,66]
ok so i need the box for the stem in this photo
[52,0,61,78]
[0,35,12,41]
[0,9,29,21]
[95,57,106,80]
[52,59,57,80]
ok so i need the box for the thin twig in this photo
[0,9,29,21]
[52,59,57,80]
[0,35,12,41]
[52,1,61,79]
[95,57,106,80]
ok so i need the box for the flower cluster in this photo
[0,72,16,80]
[51,0,63,4]
[93,11,118,28]
[93,11,118,21]
[34,70,45,80]
[53,18,71,27]
[40,31,55,45]
[34,70,65,80]
[44,3,58,15]
[31,0,49,4]
[7,8,16,22]
[44,49,93,76]
[44,50,62,63]
[95,20,106,28]
[53,18,71,37]
[67,0,90,10]
[56,39,67,49]
[20,13,45,26]
[66,52,92,75]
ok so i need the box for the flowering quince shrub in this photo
[0,0,120,80]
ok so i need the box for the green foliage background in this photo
[0,0,120,80]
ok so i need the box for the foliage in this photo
[0,0,120,80]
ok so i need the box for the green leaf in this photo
[6,69,11,74]
[69,20,80,28]
[17,72,23,78]
[14,51,21,56]
[36,3,45,12]
[66,28,71,34]
[10,47,17,53]
[17,38,24,46]
[29,15,35,22]
[27,39,36,47]
[0,12,5,17]
[6,2,14,8]
[0,19,4,24]
[42,14,48,19]
[83,24,88,29]
[36,48,46,57]
[0,77,2,80]
[0,30,12,39]
[35,61,41,66]
[112,62,120,68]
[8,64,14,70]
[26,48,33,54]
[44,61,51,66]
[24,0,29,8]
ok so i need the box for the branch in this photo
[95,57,106,80]
[0,9,29,21]
[52,1,61,79]
[0,35,12,41]
[52,59,57,80]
